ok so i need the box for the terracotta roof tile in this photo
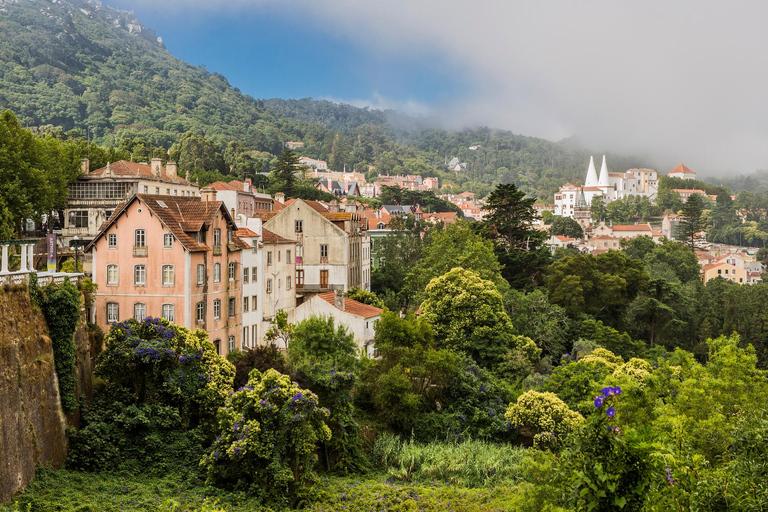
[236,227,259,238]
[317,292,383,319]
[90,160,193,186]
[670,164,696,175]
[262,229,295,245]
[612,224,652,232]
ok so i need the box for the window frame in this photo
[108,233,118,249]
[213,263,221,283]
[197,264,205,286]
[134,264,146,286]
[106,302,119,323]
[133,302,146,321]
[106,264,119,286]
[162,303,175,322]
[162,264,174,286]
[163,233,174,249]
[196,301,205,322]
[229,262,236,281]
[213,299,221,320]
[228,297,236,317]
[134,229,146,247]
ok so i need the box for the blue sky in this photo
[110,1,464,114]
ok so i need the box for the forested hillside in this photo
[0,0,645,199]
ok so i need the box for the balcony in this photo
[133,245,148,257]
[319,256,329,264]
[213,244,222,256]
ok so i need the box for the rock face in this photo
[0,287,92,502]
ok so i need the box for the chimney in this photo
[201,186,217,202]
[230,208,235,218]
[334,288,345,310]
[151,158,162,177]
[80,157,90,174]
[104,161,112,177]
[329,199,339,213]
[166,161,178,178]
[244,178,252,193]
[275,192,285,204]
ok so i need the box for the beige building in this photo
[259,199,371,295]
[64,159,199,248]
[702,262,747,285]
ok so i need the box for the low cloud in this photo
[117,0,768,175]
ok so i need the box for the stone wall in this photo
[0,287,93,502]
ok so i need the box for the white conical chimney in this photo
[585,156,598,187]
[598,155,610,187]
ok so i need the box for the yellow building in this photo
[702,262,748,285]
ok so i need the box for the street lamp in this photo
[72,236,79,273]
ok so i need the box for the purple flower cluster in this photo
[665,466,675,485]
[594,386,622,430]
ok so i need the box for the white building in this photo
[288,290,382,357]
[554,156,658,219]
[298,157,329,171]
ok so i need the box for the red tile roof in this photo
[612,224,652,232]
[90,160,193,186]
[236,227,259,238]
[262,229,294,245]
[669,164,696,175]
[317,292,383,319]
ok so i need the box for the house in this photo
[85,190,246,357]
[702,262,747,285]
[585,235,621,252]
[235,225,263,349]
[288,290,382,357]
[209,179,260,218]
[447,157,466,172]
[610,224,654,239]
[285,141,305,150]
[668,164,697,180]
[315,178,361,197]
[63,158,199,250]
[260,199,371,294]
[298,156,329,171]
[547,235,576,252]
[672,189,706,200]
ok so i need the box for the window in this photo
[243,326,249,348]
[68,210,88,228]
[144,186,148,194]
[243,296,249,312]
[162,304,175,322]
[108,233,117,249]
[295,220,303,233]
[213,299,221,320]
[214,228,221,247]
[197,264,205,285]
[213,339,221,355]
[287,250,291,262]
[228,335,235,352]
[106,302,119,323]
[163,233,174,249]
[267,251,272,265]
[228,230,233,243]
[134,303,146,321]
[267,279,272,293]
[229,262,236,280]
[155,187,159,194]
[278,250,281,263]
[196,301,205,323]
[252,295,257,310]
[162,265,174,286]
[107,264,119,286]
[166,188,170,195]
[134,229,146,247]
[228,297,236,317]
[196,230,204,243]
[243,267,249,283]
[286,276,291,290]
[214,263,221,283]
[252,325,258,346]
[320,244,328,258]
[134,265,146,286]
[252,267,258,282]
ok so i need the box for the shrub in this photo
[200,369,331,506]
[505,390,583,450]
[40,279,80,413]
[229,345,290,389]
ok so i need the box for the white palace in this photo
[554,156,658,218]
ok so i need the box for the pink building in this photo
[86,193,247,357]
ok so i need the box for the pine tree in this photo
[676,193,704,248]
[269,149,300,196]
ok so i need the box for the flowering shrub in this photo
[67,318,234,471]
[505,390,583,450]
[200,369,331,505]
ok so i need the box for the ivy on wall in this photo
[30,276,81,413]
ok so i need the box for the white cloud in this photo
[117,0,768,174]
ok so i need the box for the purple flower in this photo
[594,396,604,408]
[601,387,615,396]
[606,407,616,418]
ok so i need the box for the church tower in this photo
[573,187,592,233]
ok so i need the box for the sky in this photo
[109,0,768,176]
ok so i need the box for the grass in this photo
[371,433,527,488]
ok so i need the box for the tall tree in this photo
[677,193,705,248]
[479,184,551,289]
[550,216,584,239]
[268,149,300,196]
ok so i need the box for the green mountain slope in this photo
[0,0,642,199]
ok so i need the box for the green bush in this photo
[505,390,583,450]
[200,369,331,506]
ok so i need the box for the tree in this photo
[329,132,348,171]
[626,279,688,348]
[172,131,226,175]
[288,315,357,370]
[409,223,508,298]
[550,216,584,239]
[480,184,551,289]
[677,194,705,248]
[200,369,331,505]
[620,235,656,261]
[345,287,384,308]
[505,390,583,449]
[591,195,607,222]
[420,267,518,369]
[644,239,700,284]
[505,289,570,358]
[264,309,294,349]
[268,149,301,196]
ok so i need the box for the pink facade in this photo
[89,195,243,357]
